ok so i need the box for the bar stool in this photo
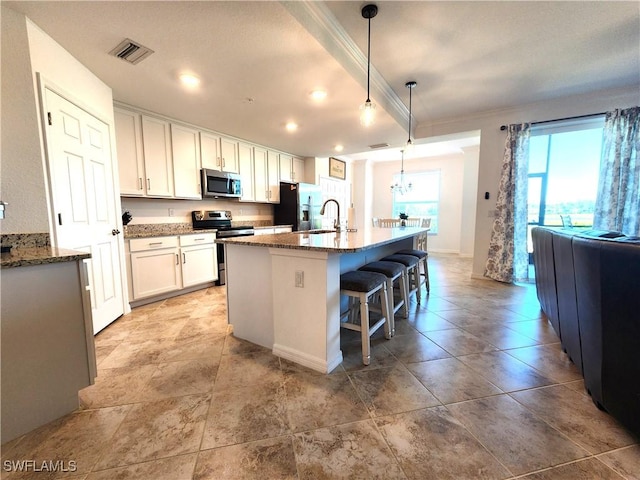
[396,248,430,297]
[358,261,408,335]
[380,253,421,305]
[340,270,392,366]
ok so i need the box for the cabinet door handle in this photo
[217,157,221,167]
[176,253,179,265]
[138,177,143,190]
[149,241,163,246]
[222,157,226,167]
[194,237,206,242]
[147,178,151,190]
[182,253,186,264]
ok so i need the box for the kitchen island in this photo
[216,226,427,373]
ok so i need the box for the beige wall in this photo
[368,152,474,254]
[1,7,50,233]
[0,9,119,236]
[415,85,639,277]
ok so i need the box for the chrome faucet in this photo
[320,199,341,232]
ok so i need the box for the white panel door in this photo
[44,88,125,333]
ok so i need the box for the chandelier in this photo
[391,81,417,195]
[390,149,413,194]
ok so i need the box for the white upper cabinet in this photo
[141,115,174,197]
[200,131,222,171]
[279,153,293,183]
[171,124,201,199]
[114,107,145,196]
[292,157,305,183]
[114,104,300,203]
[238,142,255,202]
[200,132,239,174]
[253,146,269,203]
[220,137,239,173]
[267,150,280,203]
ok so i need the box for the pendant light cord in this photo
[366,16,371,102]
[408,86,412,142]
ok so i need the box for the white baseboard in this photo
[273,343,343,374]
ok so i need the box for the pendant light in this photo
[360,4,378,127]
[405,81,417,152]
[390,149,413,195]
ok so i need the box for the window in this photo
[526,116,604,253]
[528,118,604,227]
[392,171,440,233]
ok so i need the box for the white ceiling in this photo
[5,1,639,161]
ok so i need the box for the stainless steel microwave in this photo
[201,169,242,198]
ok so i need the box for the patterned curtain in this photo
[593,107,640,236]
[485,124,531,283]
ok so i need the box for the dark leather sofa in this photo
[531,227,640,435]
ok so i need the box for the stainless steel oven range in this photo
[191,210,254,285]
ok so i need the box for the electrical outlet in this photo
[295,270,304,288]
[168,208,174,217]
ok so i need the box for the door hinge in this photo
[58,213,62,225]
[47,112,52,126]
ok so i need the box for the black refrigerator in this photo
[274,182,323,231]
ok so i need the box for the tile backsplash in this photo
[120,197,274,225]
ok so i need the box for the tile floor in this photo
[2,254,639,479]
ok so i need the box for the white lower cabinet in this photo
[128,234,217,301]
[130,242,181,299]
[180,234,217,287]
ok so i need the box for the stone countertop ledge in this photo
[216,226,427,253]
[1,246,91,269]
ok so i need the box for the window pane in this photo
[528,177,542,224]
[529,136,549,174]
[543,128,602,227]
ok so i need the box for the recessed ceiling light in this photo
[334,144,344,152]
[286,122,298,132]
[179,73,200,88]
[310,90,327,101]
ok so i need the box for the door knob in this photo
[112,229,121,236]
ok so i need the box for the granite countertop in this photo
[254,225,293,230]
[123,223,217,239]
[1,246,91,269]
[215,226,427,253]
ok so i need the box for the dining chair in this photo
[404,217,422,227]
[378,218,401,227]
[416,218,431,251]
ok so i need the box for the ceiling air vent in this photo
[109,38,154,65]
[369,143,390,149]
